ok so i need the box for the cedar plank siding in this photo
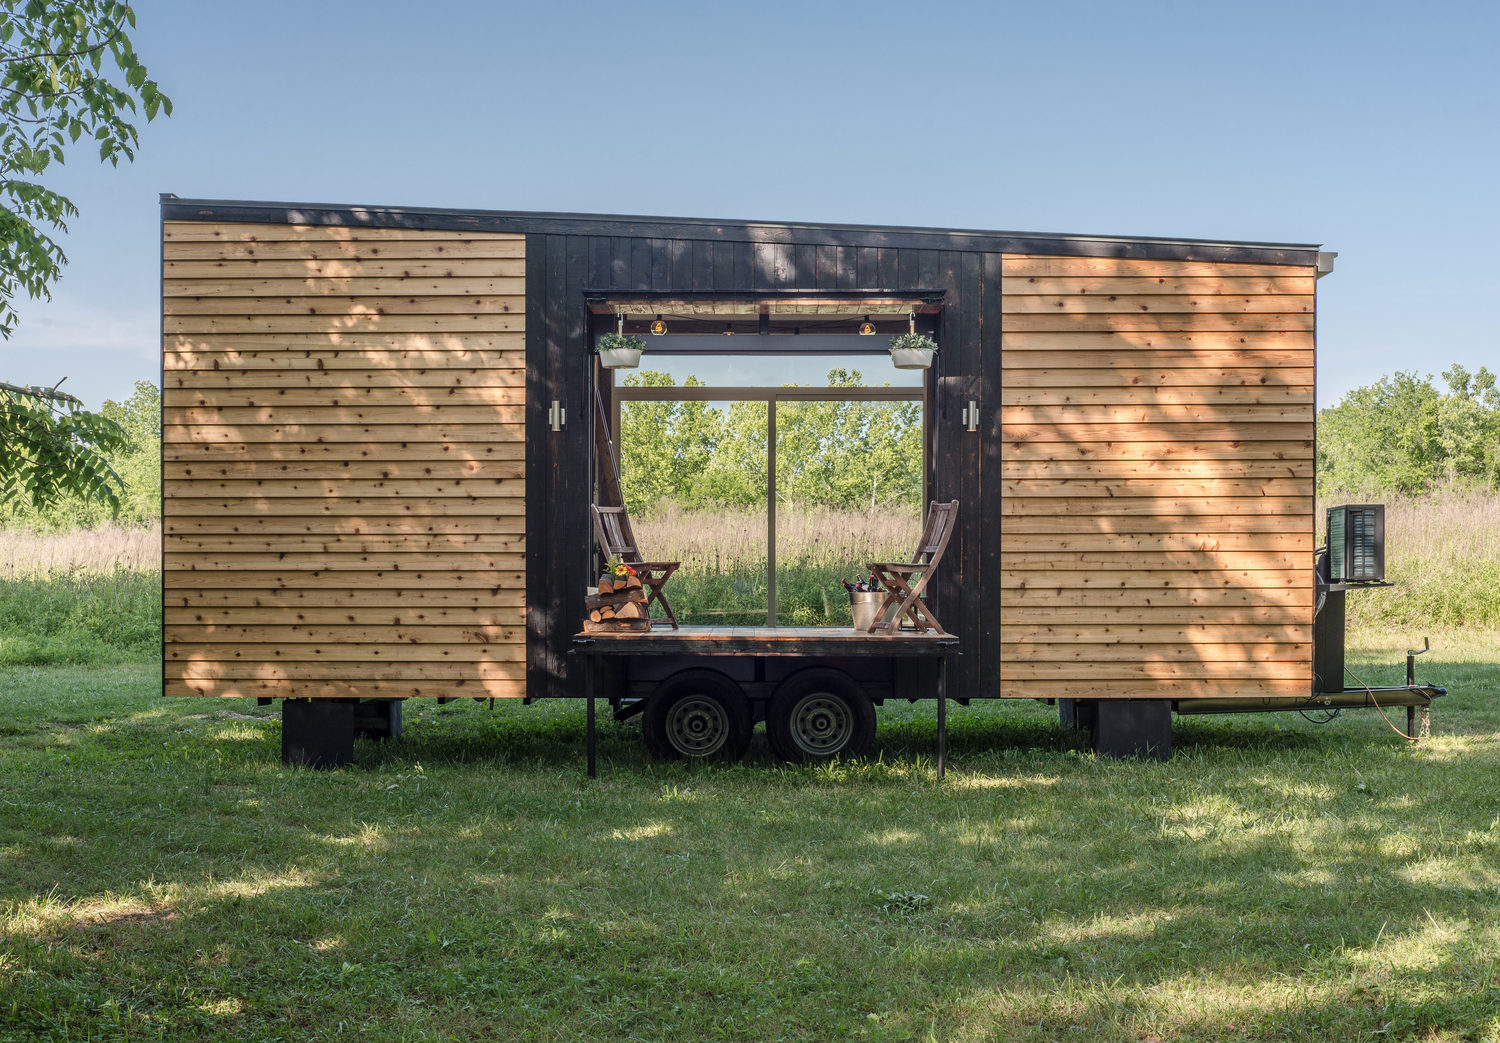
[998,255,1317,698]
[161,222,527,699]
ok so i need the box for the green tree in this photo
[775,370,921,512]
[1316,365,1500,495]
[0,0,171,511]
[619,372,733,514]
[618,368,922,514]
[1435,364,1500,488]
[0,379,160,527]
[97,377,159,520]
[697,400,766,508]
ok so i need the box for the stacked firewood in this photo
[583,570,651,633]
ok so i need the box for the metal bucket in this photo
[850,590,885,632]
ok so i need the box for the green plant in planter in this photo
[887,333,938,354]
[598,332,647,355]
[887,332,938,369]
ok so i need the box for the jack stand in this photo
[1406,637,1432,741]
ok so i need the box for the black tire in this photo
[766,668,876,763]
[642,670,752,761]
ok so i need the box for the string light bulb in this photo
[650,315,667,336]
[858,315,876,336]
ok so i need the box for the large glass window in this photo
[614,348,924,626]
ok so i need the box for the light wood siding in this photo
[1000,255,1316,699]
[162,222,526,699]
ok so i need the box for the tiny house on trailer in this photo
[160,196,1443,768]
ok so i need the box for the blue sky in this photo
[3,0,1496,408]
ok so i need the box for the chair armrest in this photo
[628,560,681,570]
[867,562,924,571]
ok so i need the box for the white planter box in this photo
[598,346,643,368]
[890,346,936,370]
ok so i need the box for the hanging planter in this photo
[597,331,646,369]
[888,332,938,370]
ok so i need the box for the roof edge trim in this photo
[159,195,1322,265]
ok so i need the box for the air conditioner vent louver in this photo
[1327,504,1385,583]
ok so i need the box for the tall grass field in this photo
[0,524,160,665]
[1325,490,1500,630]
[635,505,918,625]
[639,494,1500,630]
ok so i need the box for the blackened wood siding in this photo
[162,222,527,699]
[525,232,991,700]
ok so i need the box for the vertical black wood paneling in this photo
[815,245,838,290]
[978,251,1004,698]
[536,226,994,701]
[630,238,652,290]
[792,244,816,286]
[669,238,692,287]
[834,247,857,290]
[693,241,713,291]
[526,233,601,700]
[733,241,753,288]
[712,241,735,290]
[608,237,628,287]
[750,242,776,290]
[771,243,792,287]
[954,251,983,700]
[919,251,941,293]
[524,235,550,700]
[533,234,568,699]
[561,236,593,692]
[649,239,670,289]
[588,237,611,288]
[932,250,964,692]
[896,249,920,290]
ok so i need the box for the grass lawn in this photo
[2,633,1498,1041]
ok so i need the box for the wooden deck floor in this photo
[572,625,958,657]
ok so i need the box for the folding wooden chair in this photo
[591,505,681,629]
[865,500,960,636]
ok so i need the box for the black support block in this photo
[1058,698,1097,732]
[1314,589,1346,694]
[1092,700,1171,760]
[354,699,403,740]
[282,699,355,768]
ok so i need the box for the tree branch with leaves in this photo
[0,0,169,511]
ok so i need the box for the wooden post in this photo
[937,656,947,779]
[586,655,596,779]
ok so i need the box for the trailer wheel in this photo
[643,670,752,761]
[766,668,875,763]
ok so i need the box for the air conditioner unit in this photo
[1327,504,1385,583]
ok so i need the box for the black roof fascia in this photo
[159,194,1322,266]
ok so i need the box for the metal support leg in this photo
[937,656,947,779]
[1407,705,1416,738]
[586,655,597,779]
